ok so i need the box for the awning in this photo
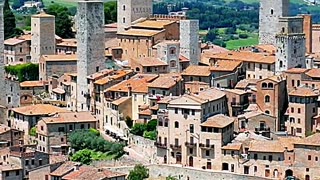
[52,88,65,94]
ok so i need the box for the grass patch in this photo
[226,33,258,50]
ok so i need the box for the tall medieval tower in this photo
[275,17,306,73]
[30,13,55,64]
[0,1,5,106]
[117,0,153,33]
[76,0,105,111]
[259,0,290,45]
[180,20,200,65]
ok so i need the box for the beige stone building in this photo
[36,111,97,154]
[4,38,31,65]
[0,124,23,147]
[285,87,318,137]
[156,88,230,169]
[20,81,47,106]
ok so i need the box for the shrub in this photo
[127,164,149,180]
[239,33,249,39]
[130,124,147,136]
[143,131,157,140]
[29,127,36,137]
[146,119,157,131]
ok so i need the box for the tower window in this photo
[265,95,270,103]
[123,17,125,23]
[271,9,274,15]
[280,61,283,67]
[123,5,125,11]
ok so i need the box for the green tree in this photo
[125,116,133,128]
[5,63,39,82]
[71,149,92,165]
[127,164,149,180]
[130,124,147,136]
[104,1,117,24]
[46,4,74,38]
[205,29,218,42]
[29,127,37,137]
[143,130,157,140]
[4,0,23,39]
[146,119,157,131]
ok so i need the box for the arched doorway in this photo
[176,152,181,164]
[285,169,293,177]
[189,156,193,167]
[273,169,279,178]
[164,155,167,164]
[222,163,229,171]
[306,175,310,180]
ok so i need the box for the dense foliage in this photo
[71,149,115,165]
[130,119,157,140]
[68,129,125,164]
[29,127,36,137]
[5,63,39,82]
[127,164,149,180]
[125,116,133,128]
[46,4,74,38]
[104,1,117,24]
[4,0,23,39]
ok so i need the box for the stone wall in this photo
[128,133,158,163]
[106,164,275,180]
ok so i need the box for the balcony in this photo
[148,94,163,100]
[231,101,249,108]
[199,143,214,149]
[185,142,197,148]
[155,142,168,149]
[170,144,182,150]
[255,127,270,132]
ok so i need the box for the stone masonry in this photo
[76,0,105,111]
[179,20,200,65]
[117,0,153,33]
[259,0,290,45]
[30,13,55,64]
[0,1,5,106]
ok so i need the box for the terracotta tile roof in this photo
[12,104,68,116]
[181,65,211,76]
[94,70,132,85]
[150,104,159,110]
[295,133,320,146]
[201,114,234,128]
[0,124,12,134]
[289,87,318,97]
[18,34,32,41]
[50,161,77,176]
[139,109,152,116]
[210,60,242,72]
[179,55,190,62]
[87,69,114,80]
[132,57,168,67]
[223,89,249,95]
[255,44,276,53]
[170,88,225,105]
[305,68,320,78]
[157,96,179,104]
[132,20,175,29]
[117,29,164,37]
[57,39,77,47]
[112,97,131,106]
[52,88,65,94]
[202,45,229,54]
[190,88,226,102]
[260,75,285,83]
[41,54,77,62]
[32,12,54,18]
[235,79,259,89]
[62,166,126,180]
[4,38,26,46]
[249,140,284,153]
[285,68,309,74]
[20,81,46,87]
[106,74,158,93]
[221,143,242,150]
[0,164,22,171]
[42,112,97,124]
[148,73,182,89]
[208,51,276,64]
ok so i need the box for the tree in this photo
[104,1,117,24]
[146,119,157,131]
[4,0,23,39]
[130,124,147,136]
[127,164,149,180]
[205,29,218,42]
[71,149,93,165]
[29,127,37,137]
[125,116,133,128]
[46,4,74,38]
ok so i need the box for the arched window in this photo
[268,83,274,88]
[122,17,126,23]
[280,61,283,67]
[265,95,270,103]
[265,110,270,114]
[262,83,267,88]
[170,60,176,67]
[271,9,274,15]
[169,47,176,54]
[174,121,179,128]
[135,67,140,72]
[123,5,125,11]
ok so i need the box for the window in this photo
[270,9,274,15]
[170,60,176,67]
[308,155,311,160]
[16,170,19,176]
[189,148,193,154]
[298,118,301,124]
[175,108,178,114]
[268,155,273,161]
[254,166,257,172]
[263,156,266,160]
[291,107,294,113]
[297,80,300,87]
[123,5,125,10]
[297,128,302,133]
[267,65,271,71]
[174,121,179,128]
[191,110,195,115]
[280,61,283,67]
[58,127,65,132]
[254,154,258,160]
[25,159,29,165]
[190,124,194,133]
[206,150,210,156]
[316,157,318,161]
[81,124,84,129]
[265,95,270,103]
[96,66,99,72]
[31,159,34,165]
[122,17,125,23]
[306,168,309,172]
[39,159,42,166]
[292,80,295,87]
[259,64,262,70]
[262,83,267,88]
[298,108,301,114]
[5,171,9,177]
[268,83,273,88]
[313,108,316,113]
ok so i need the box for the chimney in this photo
[74,163,81,171]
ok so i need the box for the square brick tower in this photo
[30,13,55,64]
[117,0,153,33]
[76,0,105,111]
[180,20,200,65]
[259,0,290,45]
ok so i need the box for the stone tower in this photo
[117,0,153,33]
[180,20,200,65]
[275,16,306,73]
[30,13,55,64]
[0,1,5,106]
[76,0,105,111]
[157,41,180,73]
[259,0,290,45]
